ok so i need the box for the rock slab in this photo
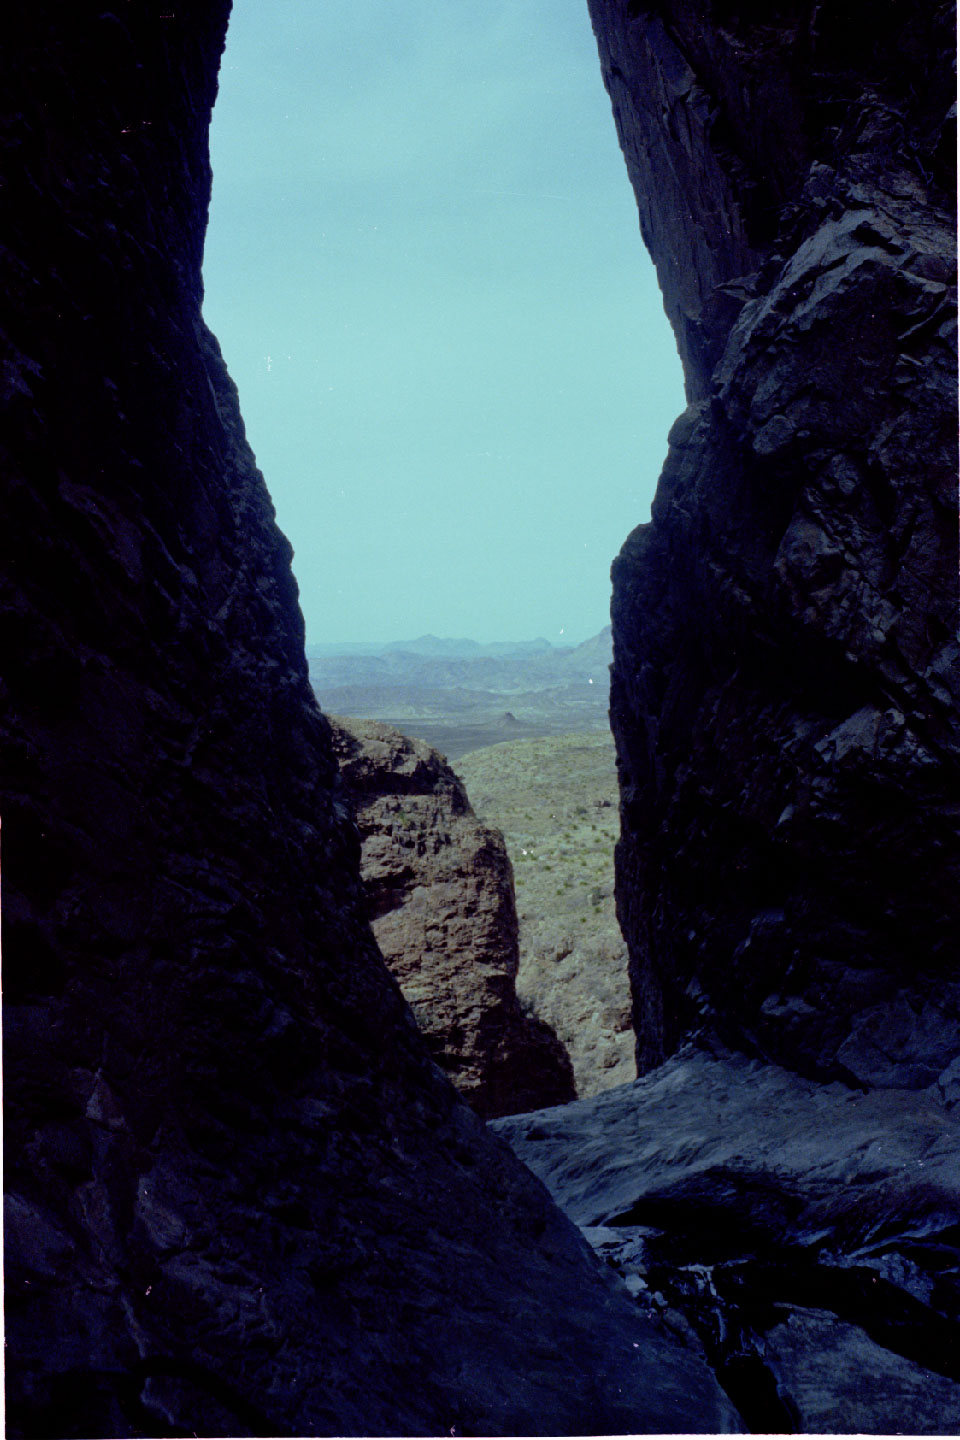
[496,1042,960,1433]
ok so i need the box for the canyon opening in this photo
[3,3,957,1435]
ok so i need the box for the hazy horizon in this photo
[305,623,611,653]
[304,627,605,650]
[203,2,684,648]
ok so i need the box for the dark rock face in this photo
[588,0,959,1082]
[496,1044,960,1433]
[1,8,734,1437]
[329,718,576,1118]
[491,11,960,1426]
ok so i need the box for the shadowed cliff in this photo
[0,7,733,1436]
[588,0,959,1083]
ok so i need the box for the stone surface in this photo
[587,0,959,1081]
[495,1041,960,1433]
[329,717,576,1118]
[1,8,736,1436]
[761,1308,960,1434]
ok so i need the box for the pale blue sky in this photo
[203,1,683,647]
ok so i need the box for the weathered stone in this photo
[587,0,959,1083]
[761,1308,960,1434]
[329,717,576,1118]
[495,1041,960,1433]
[1,8,736,1435]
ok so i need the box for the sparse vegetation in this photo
[456,731,634,1097]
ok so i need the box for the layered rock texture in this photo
[1,8,733,1436]
[328,718,575,1118]
[588,0,959,1082]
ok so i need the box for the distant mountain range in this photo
[307,628,612,695]
[307,634,564,660]
[308,628,613,754]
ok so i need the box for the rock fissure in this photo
[5,1,957,1433]
[2,9,737,1435]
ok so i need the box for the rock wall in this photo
[587,0,959,1083]
[329,718,576,1118]
[1,7,732,1435]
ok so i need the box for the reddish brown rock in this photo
[330,717,576,1118]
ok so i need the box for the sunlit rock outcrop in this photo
[588,0,959,1082]
[329,717,576,1118]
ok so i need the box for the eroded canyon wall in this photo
[1,8,731,1435]
[588,0,958,1082]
